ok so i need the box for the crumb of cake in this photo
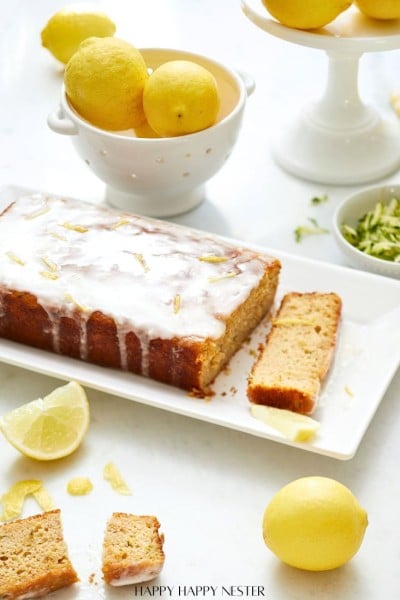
[188,387,215,401]
[230,386,238,395]
[249,348,257,357]
[103,462,132,496]
[67,477,93,496]
[188,388,206,399]
[257,342,265,353]
[88,572,97,584]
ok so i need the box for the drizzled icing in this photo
[109,566,162,586]
[0,193,275,371]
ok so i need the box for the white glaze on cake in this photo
[109,565,162,586]
[0,193,274,372]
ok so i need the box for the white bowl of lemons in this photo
[48,39,254,217]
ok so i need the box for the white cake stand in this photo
[241,0,400,185]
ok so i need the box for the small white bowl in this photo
[48,47,254,217]
[333,184,400,279]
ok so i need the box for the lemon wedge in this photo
[250,404,319,442]
[0,381,90,461]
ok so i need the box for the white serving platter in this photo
[1,185,400,460]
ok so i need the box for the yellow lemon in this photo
[65,37,148,131]
[355,0,400,19]
[0,381,90,461]
[143,60,220,137]
[41,6,116,64]
[263,476,368,571]
[262,0,352,29]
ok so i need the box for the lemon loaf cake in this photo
[0,509,78,599]
[248,292,342,414]
[102,513,165,586]
[0,192,280,393]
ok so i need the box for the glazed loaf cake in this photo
[247,292,342,414]
[0,193,280,393]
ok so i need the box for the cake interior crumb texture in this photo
[0,194,281,393]
[102,513,165,586]
[0,509,78,599]
[248,292,342,414]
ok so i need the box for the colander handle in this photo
[47,105,78,135]
[236,70,256,97]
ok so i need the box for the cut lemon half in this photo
[0,381,90,460]
[250,404,319,442]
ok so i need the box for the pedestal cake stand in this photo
[241,0,400,184]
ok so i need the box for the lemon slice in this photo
[250,404,319,442]
[0,381,90,460]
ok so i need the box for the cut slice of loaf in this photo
[102,513,165,586]
[0,509,78,599]
[247,292,342,414]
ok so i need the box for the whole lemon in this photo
[355,0,400,19]
[143,60,220,137]
[64,37,148,131]
[262,0,352,29]
[41,7,116,64]
[263,476,368,571]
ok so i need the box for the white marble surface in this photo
[1,1,400,598]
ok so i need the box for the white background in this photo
[1,1,400,598]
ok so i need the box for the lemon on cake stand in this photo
[241,0,400,185]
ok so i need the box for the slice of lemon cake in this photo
[248,292,342,414]
[0,509,78,599]
[102,513,165,586]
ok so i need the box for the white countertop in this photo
[1,1,400,598]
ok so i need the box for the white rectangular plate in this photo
[1,185,400,460]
